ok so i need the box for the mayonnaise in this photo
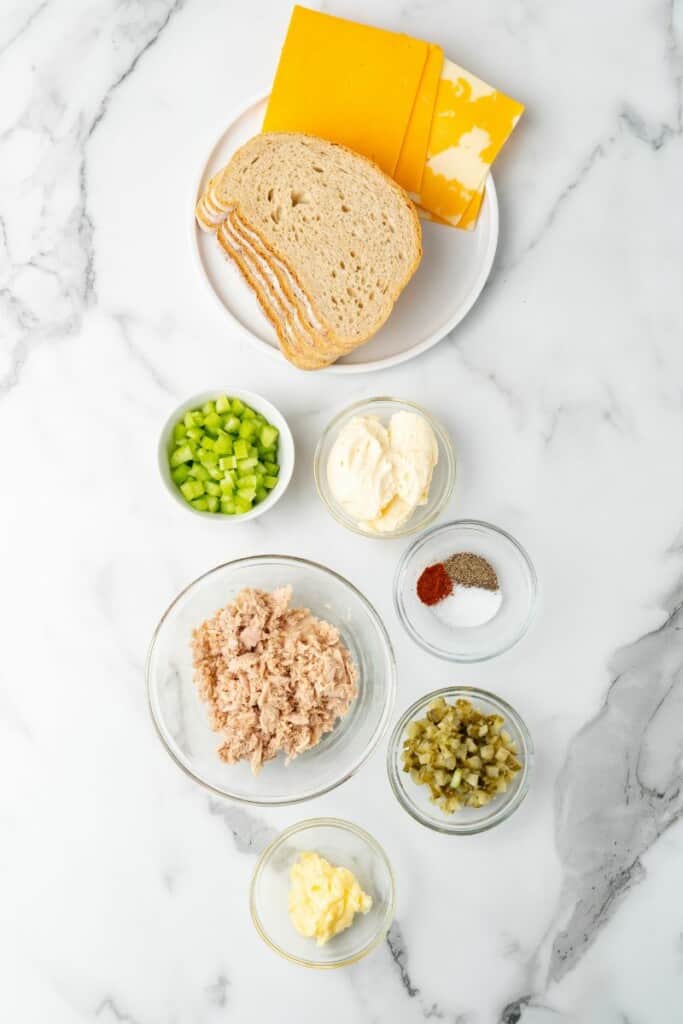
[327,411,439,533]
[288,851,372,946]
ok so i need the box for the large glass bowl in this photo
[387,686,534,835]
[146,556,396,804]
[313,397,456,539]
[250,818,395,968]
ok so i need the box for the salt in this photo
[432,585,502,628]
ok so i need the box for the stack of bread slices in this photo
[195,133,422,370]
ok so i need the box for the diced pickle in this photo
[401,697,522,814]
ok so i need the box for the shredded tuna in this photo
[191,586,358,773]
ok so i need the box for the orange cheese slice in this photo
[394,43,443,194]
[415,59,523,228]
[262,6,429,176]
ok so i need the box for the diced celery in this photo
[189,463,209,481]
[255,485,268,503]
[186,427,202,441]
[263,462,279,476]
[191,497,209,511]
[231,398,245,415]
[263,475,278,489]
[219,477,235,494]
[214,434,233,455]
[260,425,279,448]
[234,439,249,459]
[170,445,193,467]
[241,405,256,419]
[171,464,190,485]
[173,423,186,442]
[219,455,238,471]
[205,481,221,496]
[200,435,215,450]
[207,466,223,481]
[237,457,258,471]
[181,479,204,501]
[204,412,221,434]
[215,395,230,414]
[199,450,219,467]
[220,497,236,514]
[238,474,258,489]
[206,495,219,513]
[237,487,256,502]
[202,400,216,416]
[223,414,240,433]
[233,497,252,514]
[238,419,257,440]
[183,411,195,429]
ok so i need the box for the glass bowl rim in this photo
[393,518,538,662]
[145,554,397,805]
[386,685,534,835]
[249,816,396,968]
[313,396,456,540]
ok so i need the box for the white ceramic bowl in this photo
[158,388,294,522]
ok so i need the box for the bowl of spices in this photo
[394,520,537,662]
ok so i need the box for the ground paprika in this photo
[416,562,452,606]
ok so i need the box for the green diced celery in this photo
[202,400,216,416]
[186,427,202,441]
[238,473,258,489]
[206,495,219,513]
[234,439,249,459]
[199,450,219,467]
[189,463,209,481]
[207,466,223,481]
[214,433,233,455]
[171,464,190,485]
[204,412,222,434]
[170,445,193,467]
[237,487,256,502]
[260,425,279,448]
[183,411,195,429]
[180,479,204,501]
[233,497,252,514]
[205,481,221,496]
[241,405,256,419]
[220,497,236,514]
[219,455,238,471]
[255,485,268,503]
[223,414,241,433]
[263,462,279,476]
[200,435,215,450]
[191,497,209,511]
[219,477,235,494]
[173,422,186,442]
[238,420,257,440]
[237,456,258,471]
[231,398,245,415]
[215,395,231,414]
[263,475,278,490]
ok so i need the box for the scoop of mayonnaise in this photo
[327,411,439,533]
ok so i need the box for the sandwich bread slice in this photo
[196,132,422,369]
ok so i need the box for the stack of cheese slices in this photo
[195,133,422,371]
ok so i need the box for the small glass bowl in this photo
[250,818,395,968]
[313,397,456,539]
[394,520,537,661]
[146,556,396,805]
[387,687,534,835]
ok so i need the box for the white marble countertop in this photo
[3,0,683,1020]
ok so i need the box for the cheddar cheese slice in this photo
[394,43,443,194]
[262,5,429,176]
[415,59,524,227]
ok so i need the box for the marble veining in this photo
[2,0,683,1021]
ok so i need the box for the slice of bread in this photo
[197,132,422,365]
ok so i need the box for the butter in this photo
[289,851,372,946]
[327,411,438,534]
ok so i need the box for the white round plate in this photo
[191,93,499,375]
